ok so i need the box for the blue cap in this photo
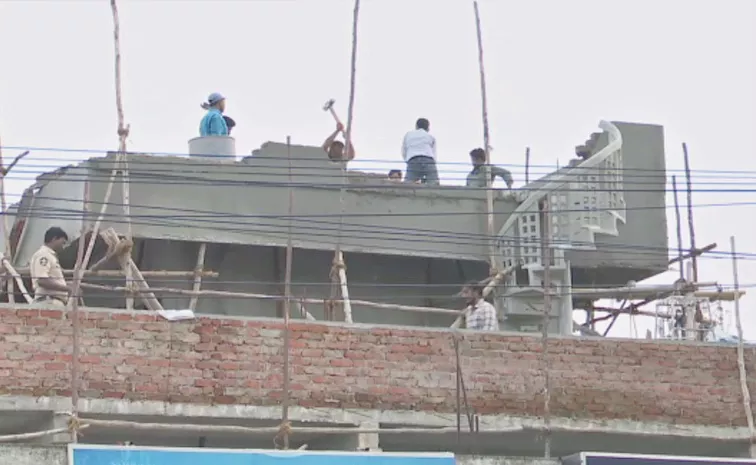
[207,92,225,106]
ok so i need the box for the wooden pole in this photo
[188,243,207,311]
[14,268,218,278]
[525,147,531,185]
[540,199,552,458]
[671,176,684,282]
[473,1,497,273]
[68,179,89,443]
[0,136,11,304]
[281,135,294,450]
[330,0,360,324]
[110,0,134,311]
[682,143,698,282]
[730,236,755,454]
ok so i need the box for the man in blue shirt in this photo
[199,92,229,136]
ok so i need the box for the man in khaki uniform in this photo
[29,227,71,306]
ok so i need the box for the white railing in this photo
[497,121,626,271]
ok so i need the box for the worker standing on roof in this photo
[322,122,355,162]
[466,148,513,189]
[29,227,72,307]
[199,92,229,137]
[402,118,439,185]
[461,280,499,331]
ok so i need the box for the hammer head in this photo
[322,99,335,111]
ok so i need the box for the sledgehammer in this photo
[322,99,347,138]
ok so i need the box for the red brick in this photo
[0,305,754,428]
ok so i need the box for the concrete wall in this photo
[568,122,669,283]
[81,147,518,262]
[81,241,488,327]
[0,445,556,465]
[1,305,753,428]
[9,122,669,290]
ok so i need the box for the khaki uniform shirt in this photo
[29,245,68,301]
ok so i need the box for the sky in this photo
[0,0,754,338]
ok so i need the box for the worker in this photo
[402,118,439,185]
[387,170,403,181]
[223,116,236,135]
[466,148,513,189]
[322,122,355,162]
[29,227,71,306]
[461,280,499,331]
[199,92,229,137]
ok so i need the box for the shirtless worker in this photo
[322,122,356,162]
[29,226,72,306]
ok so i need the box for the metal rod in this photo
[730,236,755,451]
[671,176,684,281]
[682,143,698,282]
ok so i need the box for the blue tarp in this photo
[69,445,456,465]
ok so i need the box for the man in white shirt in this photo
[461,280,499,331]
[401,118,439,185]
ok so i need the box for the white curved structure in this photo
[495,121,626,335]
[188,136,237,162]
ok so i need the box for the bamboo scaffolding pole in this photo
[473,1,496,273]
[524,147,531,185]
[54,415,746,441]
[540,199,552,458]
[671,176,684,282]
[280,135,295,450]
[110,0,134,311]
[668,242,716,266]
[188,243,207,311]
[0,137,12,304]
[100,229,163,311]
[78,281,459,315]
[68,179,90,443]
[0,256,33,303]
[14,268,218,278]
[682,143,698,282]
[730,236,755,452]
[329,0,360,324]
[0,424,90,443]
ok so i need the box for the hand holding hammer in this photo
[322,99,347,138]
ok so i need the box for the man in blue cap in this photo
[199,92,229,136]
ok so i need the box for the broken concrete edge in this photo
[0,444,558,465]
[0,395,749,443]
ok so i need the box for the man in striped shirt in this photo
[461,281,499,331]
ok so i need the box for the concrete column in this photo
[356,420,381,452]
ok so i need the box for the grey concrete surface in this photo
[0,395,750,458]
[9,122,668,300]
[0,444,558,465]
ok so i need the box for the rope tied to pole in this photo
[117,124,130,139]
[274,421,293,448]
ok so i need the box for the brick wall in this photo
[0,306,753,426]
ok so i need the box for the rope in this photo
[274,421,293,449]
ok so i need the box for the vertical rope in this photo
[330,0,360,323]
[472,1,497,274]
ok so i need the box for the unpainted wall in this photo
[1,306,753,427]
[81,146,517,262]
[83,239,488,327]
[568,122,669,282]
